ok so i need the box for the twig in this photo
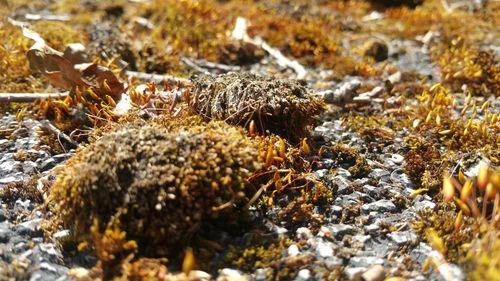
[0,92,70,102]
[24,13,71,22]
[181,57,210,74]
[39,120,81,149]
[124,71,191,85]
[231,17,307,79]
[182,57,240,73]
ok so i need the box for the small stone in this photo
[314,169,329,179]
[0,227,12,243]
[317,79,360,104]
[39,158,57,172]
[0,161,22,176]
[188,271,211,281]
[15,199,32,211]
[413,200,436,211]
[296,227,313,240]
[53,229,70,240]
[353,235,371,245]
[255,268,271,281]
[388,231,418,246]
[12,128,29,138]
[288,244,300,256]
[349,256,385,267]
[330,205,343,216]
[344,267,365,280]
[316,241,334,258]
[337,168,352,178]
[329,224,354,239]
[53,153,72,163]
[325,256,344,268]
[0,139,12,150]
[363,185,379,199]
[363,39,389,62]
[361,200,396,215]
[295,269,311,281]
[361,265,386,281]
[217,268,244,281]
[368,169,390,180]
[38,243,64,263]
[365,224,380,234]
[15,218,43,237]
[0,209,6,222]
[334,176,351,195]
[389,154,404,164]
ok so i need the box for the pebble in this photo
[364,224,380,234]
[363,185,379,199]
[413,200,436,211]
[361,200,397,215]
[328,224,354,239]
[361,265,386,281]
[344,267,366,280]
[255,268,271,281]
[333,176,351,195]
[0,209,6,222]
[317,79,360,104]
[349,256,385,267]
[387,231,418,246]
[218,268,245,280]
[369,169,391,180]
[316,241,334,258]
[288,244,300,256]
[0,227,12,243]
[0,139,11,150]
[15,218,43,237]
[296,227,313,240]
[39,158,58,172]
[295,269,311,281]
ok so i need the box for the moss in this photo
[49,120,263,274]
[0,178,43,206]
[276,195,323,230]
[466,226,500,281]
[190,72,324,142]
[321,144,372,179]
[433,38,499,97]
[228,238,312,280]
[403,138,441,187]
[413,204,475,262]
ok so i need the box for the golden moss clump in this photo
[50,121,263,262]
[190,72,324,142]
[434,38,499,97]
[466,227,500,281]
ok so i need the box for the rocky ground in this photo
[0,0,499,281]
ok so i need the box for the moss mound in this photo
[50,121,263,258]
[190,72,325,142]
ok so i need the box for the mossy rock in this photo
[50,120,263,257]
[190,72,325,142]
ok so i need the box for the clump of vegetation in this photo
[228,238,313,280]
[414,163,500,279]
[190,72,324,142]
[433,37,499,97]
[0,178,43,207]
[320,143,372,178]
[403,137,441,188]
[49,120,263,275]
